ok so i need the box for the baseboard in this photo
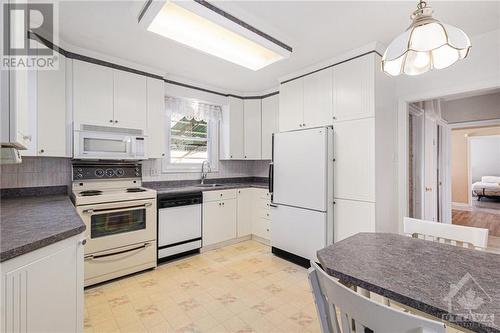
[251,234,270,246]
[200,235,252,252]
[452,202,472,211]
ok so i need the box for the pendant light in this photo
[382,0,471,76]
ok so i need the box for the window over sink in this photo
[163,96,220,172]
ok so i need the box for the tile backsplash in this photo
[0,157,72,188]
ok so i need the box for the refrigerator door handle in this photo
[270,204,278,208]
[268,162,274,195]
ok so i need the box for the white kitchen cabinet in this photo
[146,77,166,159]
[220,97,244,159]
[279,78,303,132]
[237,189,253,237]
[334,199,375,242]
[332,54,375,122]
[303,68,333,128]
[203,190,237,246]
[252,189,271,241]
[1,234,84,333]
[73,60,114,127]
[113,70,147,129]
[243,99,262,159]
[37,53,68,157]
[261,94,278,160]
[334,118,375,202]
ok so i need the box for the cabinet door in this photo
[146,78,166,159]
[332,54,374,122]
[228,97,244,159]
[334,198,375,242]
[73,60,114,127]
[37,53,67,157]
[279,79,303,132]
[303,69,333,128]
[113,70,147,129]
[334,118,375,202]
[243,99,261,159]
[261,94,278,160]
[237,189,253,237]
[203,199,237,246]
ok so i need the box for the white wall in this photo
[470,136,500,183]
[441,91,500,124]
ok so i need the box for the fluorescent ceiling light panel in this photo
[144,1,290,71]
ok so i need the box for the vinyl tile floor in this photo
[84,240,468,333]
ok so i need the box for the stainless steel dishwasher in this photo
[157,192,202,262]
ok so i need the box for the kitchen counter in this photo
[144,177,269,196]
[0,195,86,262]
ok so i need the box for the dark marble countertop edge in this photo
[0,185,68,199]
[0,224,86,262]
[320,263,498,333]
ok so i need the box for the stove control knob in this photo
[116,169,124,177]
[76,173,83,179]
[105,169,115,177]
[135,167,140,172]
[77,168,83,173]
[95,169,104,177]
[135,172,140,177]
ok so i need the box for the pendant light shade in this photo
[382,1,471,76]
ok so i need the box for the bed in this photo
[472,176,500,200]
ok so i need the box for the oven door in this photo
[77,198,156,254]
[74,131,135,160]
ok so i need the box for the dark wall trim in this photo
[137,0,153,23]
[281,50,383,85]
[193,0,292,53]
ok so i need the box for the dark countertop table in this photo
[317,233,500,333]
[1,195,86,262]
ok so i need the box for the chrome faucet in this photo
[201,160,211,184]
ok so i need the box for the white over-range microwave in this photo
[74,125,147,160]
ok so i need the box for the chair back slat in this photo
[308,262,446,333]
[403,217,488,250]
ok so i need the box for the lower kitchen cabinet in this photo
[237,189,253,237]
[334,198,375,242]
[202,196,237,247]
[1,234,85,333]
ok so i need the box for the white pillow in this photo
[481,176,500,183]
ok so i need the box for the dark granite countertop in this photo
[1,195,86,262]
[317,233,500,333]
[143,177,269,196]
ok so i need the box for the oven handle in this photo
[84,242,152,261]
[83,202,152,215]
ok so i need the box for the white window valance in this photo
[166,96,222,122]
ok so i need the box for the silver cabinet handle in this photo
[84,243,151,261]
[83,202,152,215]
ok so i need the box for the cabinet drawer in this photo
[257,198,271,211]
[256,190,271,200]
[253,217,271,240]
[203,189,237,202]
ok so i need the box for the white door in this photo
[228,97,244,159]
[334,118,375,202]
[303,68,333,128]
[113,70,147,129]
[273,127,328,211]
[203,199,237,246]
[237,189,253,237]
[73,60,114,127]
[261,94,278,160]
[279,79,303,132]
[37,53,67,157]
[243,99,262,159]
[332,54,374,122]
[147,78,166,159]
[424,114,437,221]
[334,198,375,242]
[271,205,326,260]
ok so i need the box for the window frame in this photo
[162,108,219,173]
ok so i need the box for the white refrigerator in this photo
[270,126,334,264]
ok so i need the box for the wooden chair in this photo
[403,217,489,250]
[308,261,446,333]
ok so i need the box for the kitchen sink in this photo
[197,184,225,188]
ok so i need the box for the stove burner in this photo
[127,188,146,193]
[80,190,103,197]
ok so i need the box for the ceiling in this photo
[58,1,500,93]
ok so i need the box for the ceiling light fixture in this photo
[138,0,292,71]
[382,0,471,76]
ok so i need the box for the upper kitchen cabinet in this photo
[332,54,375,122]
[113,70,147,129]
[303,68,333,128]
[146,77,166,159]
[220,96,244,159]
[73,60,114,127]
[261,94,278,160]
[279,78,303,132]
[243,99,261,159]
